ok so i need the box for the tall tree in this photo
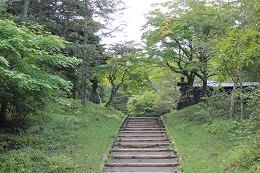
[142,0,232,96]
[0,19,80,126]
[5,0,125,106]
[97,41,149,106]
[214,0,260,116]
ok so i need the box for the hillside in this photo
[163,103,259,173]
[0,100,125,172]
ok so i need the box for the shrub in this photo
[204,118,240,135]
[127,91,169,117]
[203,89,230,117]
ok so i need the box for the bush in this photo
[164,101,260,172]
[203,89,230,117]
[245,86,260,120]
[127,91,169,117]
[204,118,240,135]
[229,135,260,172]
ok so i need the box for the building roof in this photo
[194,81,260,87]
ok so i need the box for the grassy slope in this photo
[0,99,125,173]
[163,103,259,173]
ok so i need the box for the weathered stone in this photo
[103,117,181,173]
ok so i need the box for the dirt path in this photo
[103,117,181,173]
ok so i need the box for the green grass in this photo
[0,99,125,173]
[163,103,260,173]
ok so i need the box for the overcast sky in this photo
[101,0,168,45]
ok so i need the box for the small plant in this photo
[48,155,75,173]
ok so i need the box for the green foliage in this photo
[127,91,169,117]
[142,0,226,89]
[226,114,259,172]
[229,86,260,172]
[151,69,179,110]
[180,103,211,124]
[204,118,239,135]
[245,86,260,118]
[202,85,260,119]
[0,99,125,172]
[203,89,230,116]
[110,90,132,114]
[97,43,150,106]
[214,28,260,78]
[0,19,80,124]
[4,0,126,106]
[164,103,259,173]
[212,0,260,83]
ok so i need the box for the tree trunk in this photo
[72,84,77,100]
[202,78,207,97]
[229,69,240,117]
[187,73,194,87]
[105,84,118,107]
[81,53,87,107]
[0,97,8,126]
[239,66,243,121]
[89,82,101,104]
[22,0,29,19]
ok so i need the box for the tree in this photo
[0,19,80,126]
[5,0,126,106]
[151,67,179,110]
[142,0,231,96]
[97,42,150,106]
[214,0,260,116]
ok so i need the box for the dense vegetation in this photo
[164,97,259,172]
[0,99,124,172]
[0,0,259,172]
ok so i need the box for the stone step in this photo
[104,166,179,172]
[105,163,179,167]
[121,128,165,131]
[118,137,168,140]
[118,134,166,137]
[127,119,159,121]
[114,142,170,148]
[111,154,177,159]
[126,122,160,125]
[111,148,173,152]
[116,139,168,143]
[128,117,159,119]
[103,116,180,173]
[127,120,160,122]
[121,124,163,128]
[118,131,166,133]
[109,158,178,164]
[105,172,179,173]
[127,121,159,123]
[111,151,176,156]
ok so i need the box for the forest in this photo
[0,0,259,172]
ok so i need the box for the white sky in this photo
[101,0,168,45]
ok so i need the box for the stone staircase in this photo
[103,117,181,173]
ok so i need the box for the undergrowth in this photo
[163,103,260,173]
[0,99,125,173]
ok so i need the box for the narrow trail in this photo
[103,117,181,173]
